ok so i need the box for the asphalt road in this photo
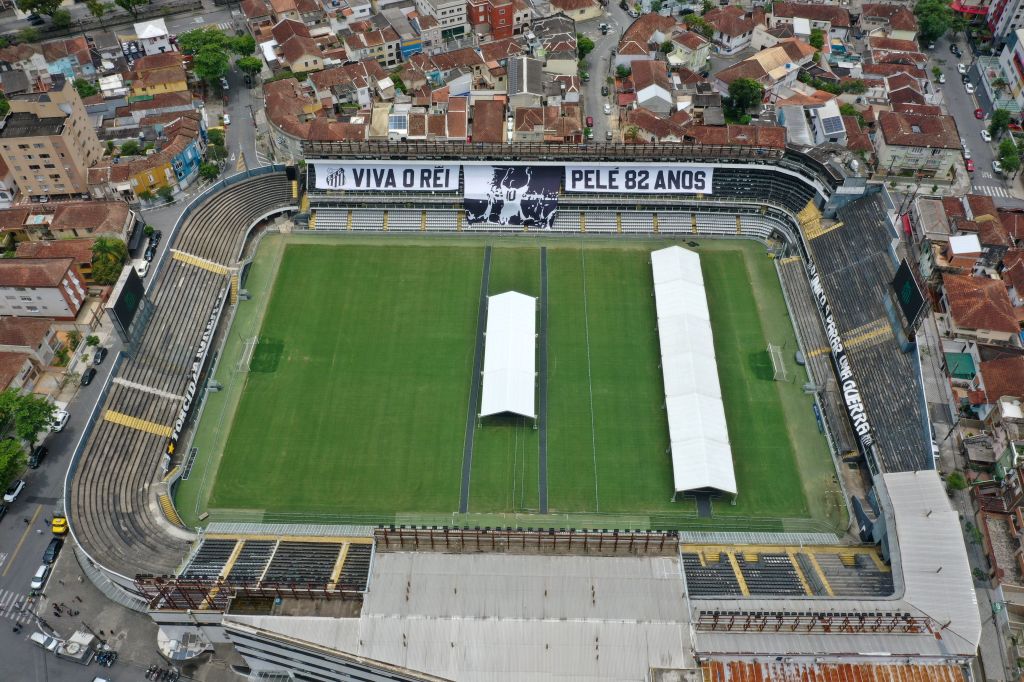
[576,9,626,140]
[934,34,1010,201]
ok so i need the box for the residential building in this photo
[16,238,97,284]
[262,78,323,159]
[0,316,59,368]
[531,14,577,75]
[549,0,602,22]
[631,59,673,114]
[615,13,676,68]
[269,0,325,25]
[342,28,400,68]
[129,52,188,98]
[0,44,52,91]
[41,37,95,83]
[860,3,918,41]
[0,158,18,209]
[667,30,711,73]
[241,0,275,35]
[809,99,845,145]
[507,56,545,109]
[704,6,764,56]
[468,0,531,40]
[308,59,389,111]
[0,258,85,320]
[133,18,172,56]
[875,111,961,179]
[414,0,469,41]
[942,273,1021,345]
[0,351,38,393]
[623,106,689,142]
[768,2,852,41]
[713,39,815,95]
[272,20,326,73]
[471,99,505,143]
[0,78,104,200]
[994,29,1024,117]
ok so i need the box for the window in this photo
[20,296,31,302]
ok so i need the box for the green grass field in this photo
[178,235,841,530]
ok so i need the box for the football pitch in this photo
[176,235,841,530]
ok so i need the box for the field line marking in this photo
[459,246,491,513]
[580,242,600,512]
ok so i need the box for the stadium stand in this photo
[227,540,278,582]
[181,539,238,579]
[735,553,806,596]
[262,541,345,584]
[69,171,295,583]
[681,552,745,597]
[803,194,929,471]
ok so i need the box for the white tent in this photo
[480,291,536,418]
[651,246,737,497]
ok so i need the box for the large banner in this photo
[313,162,459,191]
[564,165,713,194]
[464,165,561,229]
[166,294,224,457]
[805,260,875,456]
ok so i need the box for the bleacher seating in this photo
[815,552,894,597]
[736,553,806,596]
[181,539,238,579]
[227,540,277,583]
[681,552,744,597]
[387,210,424,232]
[263,542,343,584]
[349,209,385,231]
[338,543,373,591]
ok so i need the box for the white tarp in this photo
[564,165,714,194]
[311,162,459,191]
[651,246,736,496]
[480,291,536,418]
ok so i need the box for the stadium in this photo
[64,141,980,681]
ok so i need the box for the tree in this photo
[946,471,967,491]
[157,185,174,203]
[91,236,128,285]
[728,77,764,113]
[199,162,220,180]
[17,28,40,43]
[207,144,227,161]
[138,189,154,201]
[0,389,56,445]
[577,34,595,60]
[809,28,824,50]
[230,34,256,56]
[701,0,712,14]
[684,15,713,39]
[625,125,640,142]
[991,77,1008,94]
[651,0,662,12]
[0,439,25,490]
[86,335,100,347]
[931,66,942,81]
[193,47,230,84]
[999,138,1021,174]
[178,28,229,56]
[615,65,631,79]
[0,95,9,120]
[15,0,62,16]
[660,40,674,53]
[236,56,263,78]
[914,0,965,44]
[74,79,99,98]
[85,0,112,27]
[120,140,141,156]
[114,0,149,20]
[206,128,225,147]
[51,8,71,28]
[839,102,864,127]
[990,108,1011,137]
[67,329,81,349]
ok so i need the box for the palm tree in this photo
[992,77,1008,95]
[91,236,127,267]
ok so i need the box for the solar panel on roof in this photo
[821,116,844,135]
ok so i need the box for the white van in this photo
[30,632,59,652]
[134,259,149,278]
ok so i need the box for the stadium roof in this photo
[480,291,536,418]
[651,247,736,496]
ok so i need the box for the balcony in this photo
[976,55,1022,115]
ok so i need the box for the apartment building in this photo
[414,0,468,42]
[0,258,86,320]
[0,78,103,200]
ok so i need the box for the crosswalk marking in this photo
[217,22,233,31]
[973,184,1011,198]
[0,588,35,625]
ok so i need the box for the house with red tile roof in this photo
[1003,250,1024,308]
[0,316,60,368]
[0,258,85,320]
[860,3,918,41]
[704,6,765,55]
[876,111,961,179]
[768,2,852,41]
[471,100,506,143]
[942,273,1021,345]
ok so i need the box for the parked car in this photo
[606,129,613,140]
[220,77,230,90]
[50,409,69,432]
[961,73,970,84]
[42,537,63,564]
[27,445,47,469]
[974,108,985,119]
[981,129,992,142]
[966,83,976,94]
[149,229,163,244]
[51,515,68,536]
[29,632,59,652]
[144,245,156,262]
[993,159,1004,174]
[586,115,594,127]
[965,158,975,172]
[3,479,25,503]
[134,259,149,278]
[80,367,97,386]
[951,44,962,57]
[93,346,108,365]
[603,103,612,114]
[957,63,967,74]
[30,563,50,591]
[601,85,609,96]
[937,74,945,84]
[223,113,231,126]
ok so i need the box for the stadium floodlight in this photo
[768,344,787,382]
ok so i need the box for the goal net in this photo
[768,343,787,382]
[238,336,259,372]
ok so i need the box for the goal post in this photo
[238,336,259,372]
[768,343,787,382]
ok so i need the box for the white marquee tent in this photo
[651,246,737,497]
[479,291,536,419]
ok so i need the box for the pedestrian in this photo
[57,579,64,586]
[74,596,82,603]
[22,518,28,524]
